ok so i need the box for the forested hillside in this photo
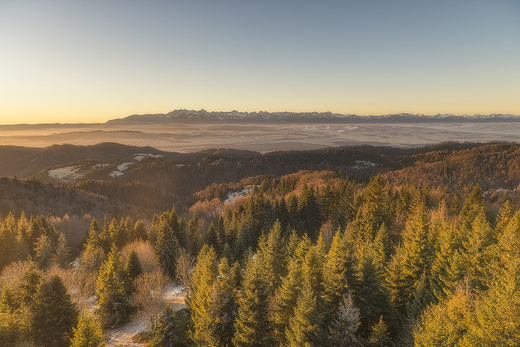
[1,142,520,346]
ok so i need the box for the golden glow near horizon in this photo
[1,1,519,125]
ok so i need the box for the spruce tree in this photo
[31,275,78,347]
[149,305,191,347]
[329,293,363,347]
[71,312,105,347]
[154,217,180,279]
[355,247,393,337]
[322,228,355,326]
[95,246,131,328]
[233,255,273,347]
[285,281,323,347]
[272,258,304,345]
[257,221,288,296]
[186,245,219,346]
[210,257,240,347]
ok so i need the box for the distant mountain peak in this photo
[108,110,520,124]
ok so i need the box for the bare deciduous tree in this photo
[131,269,170,327]
[175,248,195,291]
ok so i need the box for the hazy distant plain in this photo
[1,122,519,153]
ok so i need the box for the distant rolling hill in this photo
[0,142,259,178]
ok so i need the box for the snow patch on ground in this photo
[118,162,133,171]
[134,153,164,161]
[353,160,378,169]
[48,166,83,182]
[110,162,133,177]
[106,282,186,346]
[224,186,254,205]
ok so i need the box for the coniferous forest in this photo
[1,142,520,346]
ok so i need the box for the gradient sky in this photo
[1,0,519,124]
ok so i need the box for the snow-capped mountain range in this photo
[108,109,520,123]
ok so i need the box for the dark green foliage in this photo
[30,275,78,347]
[124,249,142,293]
[149,306,191,347]
[322,228,356,326]
[95,247,132,328]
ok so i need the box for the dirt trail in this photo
[106,283,186,346]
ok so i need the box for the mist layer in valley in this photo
[2,121,520,153]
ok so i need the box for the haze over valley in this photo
[2,111,520,153]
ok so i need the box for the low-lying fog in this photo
[1,122,519,153]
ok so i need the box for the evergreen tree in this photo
[329,293,363,347]
[461,208,494,293]
[149,306,191,347]
[257,221,287,296]
[34,234,54,269]
[71,312,105,347]
[367,317,391,347]
[31,275,78,347]
[155,217,180,279]
[355,247,393,337]
[414,283,475,347]
[233,255,273,347]
[210,257,240,347]
[285,281,323,347]
[399,195,430,307]
[186,245,219,346]
[272,257,304,345]
[124,249,143,293]
[298,184,321,239]
[0,214,18,271]
[96,246,131,328]
[55,233,74,268]
[18,262,42,306]
[301,245,324,299]
[322,228,355,326]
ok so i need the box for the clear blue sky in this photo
[1,0,519,124]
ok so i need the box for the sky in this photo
[0,0,519,124]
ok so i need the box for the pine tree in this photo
[154,217,180,279]
[298,184,321,239]
[18,262,42,306]
[430,223,461,301]
[186,245,219,346]
[461,208,494,293]
[329,293,363,347]
[55,233,74,268]
[355,247,393,337]
[322,228,355,326]
[210,257,240,347]
[301,245,324,299]
[413,283,475,347]
[0,214,18,271]
[272,257,304,345]
[399,195,430,306]
[34,234,54,269]
[285,281,323,347]
[233,255,273,347]
[95,246,131,328]
[257,221,287,296]
[368,317,391,347]
[124,249,142,294]
[149,305,191,347]
[31,275,78,347]
[71,312,105,347]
